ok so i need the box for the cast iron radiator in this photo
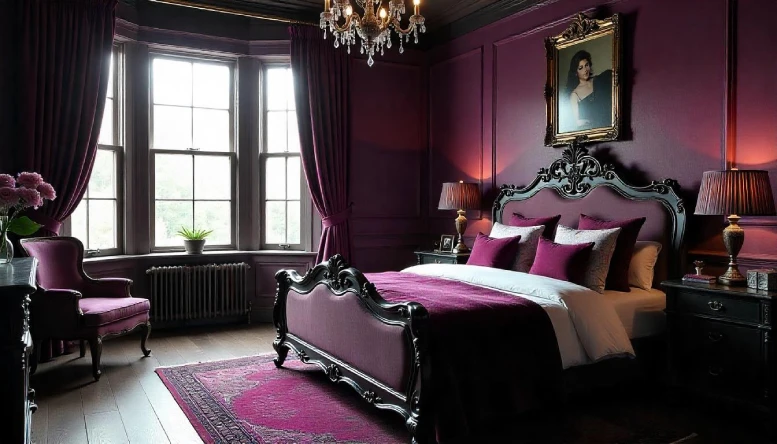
[145,263,251,325]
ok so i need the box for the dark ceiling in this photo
[145,0,547,47]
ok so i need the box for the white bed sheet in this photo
[603,287,666,339]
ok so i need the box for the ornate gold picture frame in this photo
[545,13,622,147]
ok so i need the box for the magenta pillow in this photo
[466,233,522,270]
[510,213,562,239]
[579,214,646,292]
[529,238,595,285]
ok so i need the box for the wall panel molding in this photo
[428,46,485,220]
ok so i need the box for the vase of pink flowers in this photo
[0,172,57,264]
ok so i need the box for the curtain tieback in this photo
[322,205,353,229]
[27,211,62,236]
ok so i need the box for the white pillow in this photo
[628,241,663,290]
[489,223,544,272]
[554,225,621,293]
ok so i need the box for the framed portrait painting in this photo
[545,13,622,146]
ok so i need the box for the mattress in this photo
[603,287,666,339]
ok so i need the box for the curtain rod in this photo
[148,0,319,26]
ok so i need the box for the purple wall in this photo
[425,0,777,272]
[349,54,428,272]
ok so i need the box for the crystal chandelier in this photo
[320,0,426,67]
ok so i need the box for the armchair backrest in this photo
[20,237,87,291]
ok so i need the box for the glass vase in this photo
[0,215,13,265]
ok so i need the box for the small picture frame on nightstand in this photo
[439,235,455,253]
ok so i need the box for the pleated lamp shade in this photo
[695,170,776,216]
[438,182,481,210]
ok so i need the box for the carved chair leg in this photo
[89,337,103,381]
[140,322,151,357]
[79,340,86,358]
[31,340,41,375]
[273,343,288,368]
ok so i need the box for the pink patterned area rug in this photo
[155,353,409,444]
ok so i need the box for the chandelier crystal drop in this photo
[321,0,426,67]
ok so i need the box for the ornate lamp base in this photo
[719,215,746,286]
[453,209,469,254]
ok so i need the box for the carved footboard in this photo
[273,255,433,444]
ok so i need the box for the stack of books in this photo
[682,274,717,284]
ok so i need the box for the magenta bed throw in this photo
[365,272,563,443]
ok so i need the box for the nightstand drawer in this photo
[674,290,761,323]
[671,317,764,401]
[418,255,457,265]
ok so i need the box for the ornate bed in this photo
[272,143,686,444]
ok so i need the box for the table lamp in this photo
[695,170,776,285]
[438,181,481,253]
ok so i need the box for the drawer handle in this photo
[707,332,724,343]
[708,300,725,311]
[708,366,724,377]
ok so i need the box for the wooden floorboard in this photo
[30,324,274,444]
[84,411,128,444]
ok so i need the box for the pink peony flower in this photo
[17,187,43,209]
[0,174,14,188]
[37,182,56,201]
[0,187,18,207]
[17,172,43,189]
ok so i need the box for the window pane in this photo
[265,201,286,244]
[98,99,113,145]
[89,200,116,250]
[107,53,114,99]
[267,111,287,153]
[267,68,291,111]
[194,156,230,200]
[89,150,116,198]
[155,154,193,199]
[153,105,192,150]
[193,109,230,152]
[153,58,192,106]
[287,111,300,152]
[287,200,300,244]
[155,201,193,247]
[194,201,231,245]
[287,156,300,200]
[193,63,230,109]
[71,200,88,247]
[265,157,285,200]
[287,70,295,111]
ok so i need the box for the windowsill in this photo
[84,249,318,263]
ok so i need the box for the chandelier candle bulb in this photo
[414,0,419,15]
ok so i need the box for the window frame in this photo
[65,44,124,257]
[260,63,311,251]
[148,52,238,252]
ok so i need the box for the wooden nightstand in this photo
[662,280,777,414]
[414,250,470,265]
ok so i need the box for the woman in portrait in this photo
[564,50,612,131]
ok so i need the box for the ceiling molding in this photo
[133,0,553,49]
[147,0,319,25]
[421,0,548,48]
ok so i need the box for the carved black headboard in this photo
[492,142,687,280]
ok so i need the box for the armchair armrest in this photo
[82,277,133,298]
[29,289,83,337]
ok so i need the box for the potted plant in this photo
[177,227,212,255]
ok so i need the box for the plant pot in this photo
[184,239,206,254]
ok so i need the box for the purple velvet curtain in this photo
[19,0,117,236]
[18,0,117,360]
[290,25,352,264]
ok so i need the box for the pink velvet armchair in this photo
[20,237,151,381]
